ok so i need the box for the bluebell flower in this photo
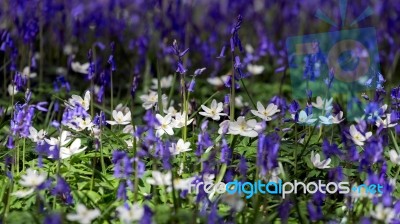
[322,139,342,158]
[220,138,231,164]
[216,45,226,59]
[44,213,62,224]
[257,133,280,175]
[196,122,213,157]
[139,205,153,224]
[52,176,73,205]
[238,156,247,180]
[171,40,189,75]
[278,200,292,224]
[307,201,323,221]
[6,135,15,149]
[131,73,140,98]
[188,79,196,92]
[328,167,344,182]
[230,15,243,53]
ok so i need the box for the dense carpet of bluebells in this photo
[1,0,400,223]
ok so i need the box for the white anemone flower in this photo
[45,131,72,151]
[349,125,372,146]
[172,111,193,128]
[170,177,196,192]
[389,149,400,165]
[8,84,18,96]
[12,168,47,198]
[155,114,174,136]
[169,139,192,155]
[246,64,264,75]
[73,116,94,131]
[251,102,280,121]
[312,96,333,111]
[228,116,259,138]
[28,127,47,143]
[107,110,131,125]
[206,75,229,87]
[71,62,90,74]
[292,110,317,125]
[67,204,101,224]
[370,203,395,223]
[319,115,333,125]
[199,99,227,121]
[19,168,47,188]
[22,66,37,78]
[376,114,397,128]
[146,171,172,186]
[151,75,173,89]
[68,90,91,111]
[332,111,345,124]
[116,203,144,224]
[310,151,331,169]
[60,138,87,159]
[140,91,167,110]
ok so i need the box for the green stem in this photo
[156,61,164,115]
[215,135,237,184]
[22,138,26,172]
[110,70,114,112]
[167,73,177,109]
[3,180,13,220]
[3,56,6,97]
[294,124,298,175]
[240,79,256,108]
[99,128,106,174]
[230,72,235,121]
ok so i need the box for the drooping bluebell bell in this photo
[230,15,243,53]
[10,102,35,138]
[278,200,292,224]
[360,136,383,168]
[43,213,62,224]
[257,133,280,176]
[270,95,288,115]
[196,121,213,157]
[108,42,116,71]
[324,68,334,89]
[322,139,342,158]
[112,150,134,179]
[53,76,71,93]
[220,138,231,164]
[207,204,222,224]
[139,205,153,224]
[171,40,189,75]
[233,56,248,79]
[328,167,344,182]
[188,79,196,92]
[307,201,323,222]
[6,135,14,149]
[223,75,240,89]
[117,181,127,201]
[216,45,226,59]
[131,71,140,98]
[13,71,28,91]
[87,49,96,80]
[238,156,247,180]
[22,18,39,43]
[93,111,107,127]
[51,176,73,205]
